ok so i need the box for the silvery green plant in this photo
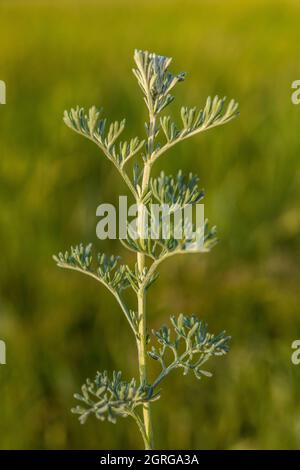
[54,50,238,449]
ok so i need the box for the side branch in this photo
[66,124,137,198]
[152,97,239,163]
[56,262,137,335]
[63,106,142,198]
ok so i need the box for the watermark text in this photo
[96,196,205,249]
[0,80,6,104]
[0,340,6,365]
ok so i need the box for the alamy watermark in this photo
[95,196,205,249]
[291,340,300,365]
[291,80,300,105]
[0,340,6,365]
[0,80,6,104]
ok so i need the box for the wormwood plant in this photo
[54,50,239,449]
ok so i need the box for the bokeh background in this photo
[1,0,300,450]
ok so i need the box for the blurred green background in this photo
[1,0,300,450]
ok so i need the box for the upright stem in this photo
[137,283,153,449]
[136,110,156,449]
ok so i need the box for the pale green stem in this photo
[136,109,156,449]
[136,287,153,449]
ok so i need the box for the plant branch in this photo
[141,246,209,292]
[66,125,138,199]
[56,263,137,336]
[151,113,237,164]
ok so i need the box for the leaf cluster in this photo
[160,96,238,145]
[64,106,145,171]
[133,49,185,114]
[72,370,159,424]
[53,243,130,294]
[149,314,230,383]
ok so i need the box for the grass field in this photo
[1,0,300,449]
